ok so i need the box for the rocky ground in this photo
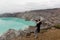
[1,27,60,40]
[12,28,60,40]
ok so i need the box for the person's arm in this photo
[36,21,41,24]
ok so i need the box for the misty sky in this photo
[0,0,60,14]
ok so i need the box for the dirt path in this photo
[12,29,60,40]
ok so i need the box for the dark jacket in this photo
[36,22,42,33]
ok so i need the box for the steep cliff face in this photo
[16,8,60,25]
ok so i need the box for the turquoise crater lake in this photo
[0,17,36,36]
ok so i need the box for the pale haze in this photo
[0,0,60,14]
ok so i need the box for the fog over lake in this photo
[0,0,60,14]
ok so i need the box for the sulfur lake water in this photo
[0,17,36,36]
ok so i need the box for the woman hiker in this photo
[34,19,42,38]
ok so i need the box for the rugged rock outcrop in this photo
[0,29,31,40]
[1,29,17,40]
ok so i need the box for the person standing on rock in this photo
[34,19,42,38]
